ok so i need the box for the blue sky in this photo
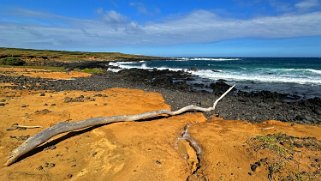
[0,0,321,57]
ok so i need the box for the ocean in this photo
[109,57,321,98]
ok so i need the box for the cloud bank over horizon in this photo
[0,0,321,56]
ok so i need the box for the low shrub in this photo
[79,68,105,75]
[0,57,26,66]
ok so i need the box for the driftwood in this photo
[6,85,235,166]
[16,125,42,129]
[6,124,42,131]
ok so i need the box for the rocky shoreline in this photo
[1,66,321,124]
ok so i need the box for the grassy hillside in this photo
[0,47,162,64]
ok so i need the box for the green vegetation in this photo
[78,68,105,75]
[0,57,26,66]
[253,133,321,157]
[0,64,66,72]
[0,47,161,63]
[254,133,293,157]
[249,133,321,180]
[23,66,66,72]
[267,162,284,181]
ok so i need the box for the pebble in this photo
[44,162,55,168]
[313,109,321,115]
[35,109,51,114]
[250,164,258,172]
[155,160,161,164]
[66,174,73,178]
[64,97,73,103]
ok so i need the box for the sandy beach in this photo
[2,0,321,178]
[0,67,320,180]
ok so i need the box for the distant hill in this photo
[0,47,164,65]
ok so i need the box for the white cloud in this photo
[129,2,148,15]
[102,10,127,24]
[1,8,321,49]
[129,2,160,16]
[295,0,320,10]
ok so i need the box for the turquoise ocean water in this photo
[110,58,321,98]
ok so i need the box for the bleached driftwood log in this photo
[6,85,235,166]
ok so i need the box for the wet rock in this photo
[250,163,259,172]
[189,67,198,71]
[193,83,204,88]
[258,102,267,108]
[313,109,321,115]
[238,98,247,103]
[295,115,305,121]
[295,114,314,123]
[200,100,211,107]
[210,80,235,95]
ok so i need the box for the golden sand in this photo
[0,69,320,180]
[0,67,90,80]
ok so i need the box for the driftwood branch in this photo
[6,124,42,131]
[5,85,235,166]
[16,125,42,129]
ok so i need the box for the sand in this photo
[0,67,320,180]
[0,67,90,80]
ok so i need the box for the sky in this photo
[0,0,321,57]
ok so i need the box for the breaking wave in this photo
[109,60,321,85]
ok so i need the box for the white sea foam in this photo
[109,61,145,70]
[108,62,187,72]
[306,69,321,74]
[108,68,122,72]
[190,69,321,85]
[109,61,321,85]
[253,68,321,76]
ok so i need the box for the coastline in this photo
[0,67,320,180]
[1,66,320,124]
